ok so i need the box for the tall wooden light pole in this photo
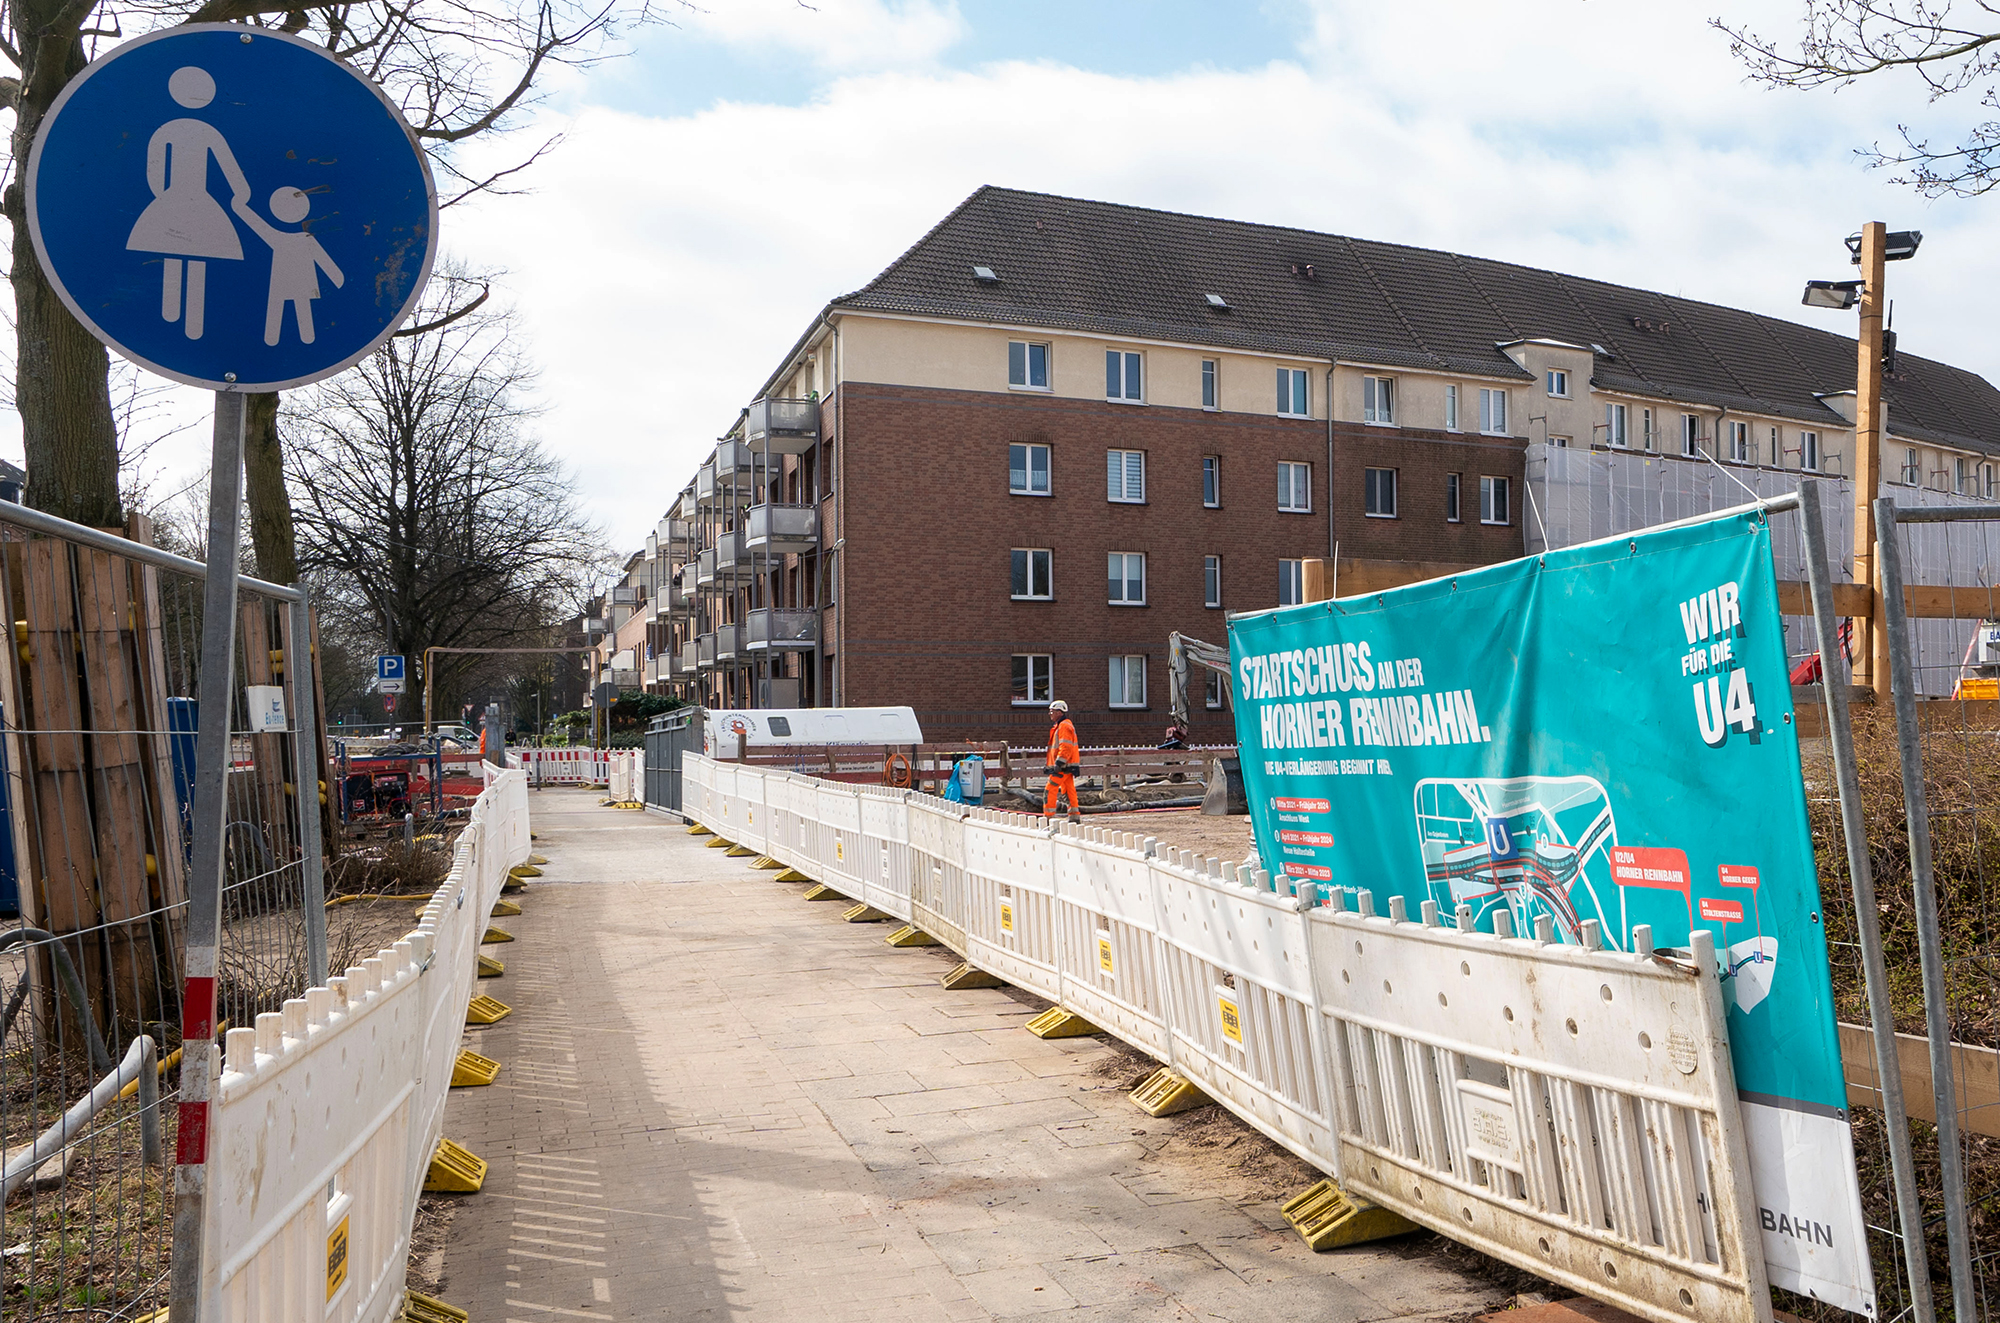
[1853,221,1888,698]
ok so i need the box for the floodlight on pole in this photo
[1803,279,1864,310]
[1846,229,1922,263]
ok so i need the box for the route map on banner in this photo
[1228,509,1872,1316]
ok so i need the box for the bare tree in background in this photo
[1717,2,2000,195]
[0,0,668,537]
[284,270,609,725]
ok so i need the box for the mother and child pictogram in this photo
[124,65,342,344]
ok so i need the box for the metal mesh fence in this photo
[0,512,323,1322]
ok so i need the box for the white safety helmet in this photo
[1048,699,1068,713]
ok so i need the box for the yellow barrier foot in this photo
[705,835,734,849]
[502,877,529,894]
[510,864,544,878]
[451,1049,501,1087]
[801,883,847,901]
[1280,1179,1419,1250]
[528,854,550,865]
[841,903,890,922]
[491,898,522,916]
[404,1291,471,1323]
[774,867,813,883]
[482,925,515,944]
[477,954,504,978]
[1130,1067,1211,1117]
[725,844,758,858]
[413,904,428,920]
[687,823,713,836]
[752,855,786,869]
[942,962,1004,989]
[423,1138,487,1193]
[1024,1008,1098,1039]
[466,994,512,1025]
[886,925,940,947]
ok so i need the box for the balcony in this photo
[697,633,716,668]
[609,668,641,690]
[713,439,770,482]
[656,515,690,544]
[665,579,693,613]
[744,398,820,455]
[681,640,700,674]
[696,547,715,586]
[745,608,819,651]
[695,460,718,505]
[745,503,819,554]
[713,530,755,579]
[715,623,743,662]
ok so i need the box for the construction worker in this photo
[1045,699,1082,822]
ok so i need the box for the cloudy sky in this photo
[26,0,2000,558]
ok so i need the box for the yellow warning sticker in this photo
[1217,994,1243,1045]
[326,1213,350,1300]
[1000,902,1014,934]
[1097,934,1115,975]
[835,839,844,862]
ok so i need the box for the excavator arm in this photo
[1168,632,1233,732]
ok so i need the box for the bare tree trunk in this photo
[244,391,297,582]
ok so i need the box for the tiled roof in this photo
[832,186,2000,456]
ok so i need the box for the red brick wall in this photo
[830,383,1525,745]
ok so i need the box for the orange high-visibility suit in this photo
[1045,715,1081,819]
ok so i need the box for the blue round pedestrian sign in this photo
[27,25,437,392]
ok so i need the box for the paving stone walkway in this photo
[433,789,1507,1322]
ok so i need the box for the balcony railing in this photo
[681,640,700,673]
[609,668,641,690]
[715,623,742,662]
[745,608,819,651]
[744,503,819,554]
[666,580,693,613]
[714,530,753,577]
[744,398,820,455]
[656,516,690,544]
[713,439,771,480]
[695,461,717,505]
[697,633,716,668]
[696,548,715,586]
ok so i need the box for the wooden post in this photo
[1854,221,1888,699]
[1302,558,1331,604]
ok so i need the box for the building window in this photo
[1011,654,1052,705]
[1279,559,1304,606]
[1203,555,1222,608]
[1446,472,1461,523]
[1986,464,1996,498]
[1480,475,1511,526]
[1201,359,1218,409]
[1109,655,1146,708]
[1801,431,1821,473]
[1606,403,1628,448]
[1278,367,1310,417]
[1547,369,1569,398]
[1904,447,1921,484]
[1365,467,1398,518]
[1107,449,1146,503]
[1106,349,1143,402]
[1445,384,1460,431]
[1642,408,1655,450]
[1769,426,1780,464]
[1728,421,1750,463]
[1958,457,1973,494]
[1549,435,1571,448]
[1204,670,1224,709]
[1009,442,1050,496]
[1364,376,1395,424]
[1479,388,1508,435]
[1010,548,1052,600]
[1278,461,1312,513]
[1008,341,1049,389]
[1202,455,1221,507]
[1108,552,1146,605]
[1681,413,1701,457]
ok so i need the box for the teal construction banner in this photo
[1230,509,1873,1316]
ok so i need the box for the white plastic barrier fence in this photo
[512,747,610,784]
[198,770,532,1321]
[684,755,1769,1323]
[605,750,642,803]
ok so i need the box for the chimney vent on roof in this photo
[1291,262,1316,279]
[972,265,999,283]
[1205,293,1230,310]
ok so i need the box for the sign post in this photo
[26,25,436,1318]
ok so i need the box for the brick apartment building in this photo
[635,186,2000,745]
